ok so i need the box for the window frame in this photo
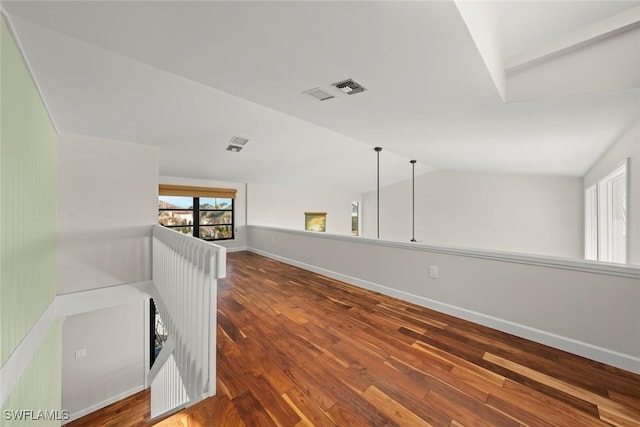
[584,160,628,264]
[158,196,235,241]
[584,185,598,260]
[351,201,360,236]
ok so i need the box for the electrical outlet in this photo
[75,348,87,359]
[429,265,439,279]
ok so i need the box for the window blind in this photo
[159,184,237,199]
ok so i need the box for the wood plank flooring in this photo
[66,251,640,426]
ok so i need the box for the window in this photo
[584,185,598,261]
[585,161,628,264]
[200,197,234,239]
[149,298,167,369]
[352,202,359,236]
[159,195,195,236]
[158,185,236,241]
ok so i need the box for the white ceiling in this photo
[496,1,639,59]
[3,1,639,193]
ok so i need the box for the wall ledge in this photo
[248,225,640,280]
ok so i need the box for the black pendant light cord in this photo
[374,147,382,239]
[410,160,417,242]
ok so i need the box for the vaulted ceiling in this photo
[3,1,639,192]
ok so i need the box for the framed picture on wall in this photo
[304,212,327,232]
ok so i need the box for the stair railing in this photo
[148,225,225,419]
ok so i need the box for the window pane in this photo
[584,186,597,261]
[200,225,232,239]
[159,196,193,209]
[200,197,232,210]
[611,175,627,263]
[171,226,193,236]
[351,202,359,236]
[200,211,232,225]
[159,211,193,226]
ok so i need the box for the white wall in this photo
[507,26,640,102]
[247,226,640,374]
[362,170,583,258]
[584,120,640,265]
[159,176,247,251]
[58,133,157,418]
[247,183,360,235]
[58,133,158,293]
[62,302,144,418]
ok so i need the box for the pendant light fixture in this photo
[410,160,417,242]
[374,147,382,239]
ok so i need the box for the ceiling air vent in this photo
[333,78,367,95]
[226,136,248,152]
[229,136,248,146]
[302,87,335,101]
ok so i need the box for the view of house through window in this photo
[585,161,627,264]
[352,202,359,236]
[158,195,234,240]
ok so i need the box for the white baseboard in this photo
[249,247,640,375]
[66,385,145,423]
[225,246,248,253]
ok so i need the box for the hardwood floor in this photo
[66,251,640,426]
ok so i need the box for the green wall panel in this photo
[0,16,58,364]
[1,320,63,427]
